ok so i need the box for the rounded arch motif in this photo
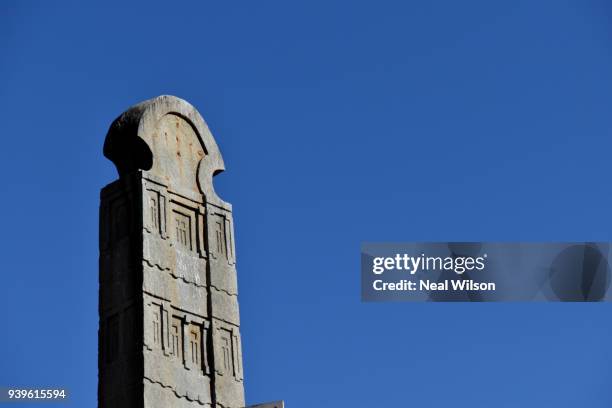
[104,95,226,205]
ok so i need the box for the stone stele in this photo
[99,95,282,408]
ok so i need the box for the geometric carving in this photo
[159,193,168,239]
[219,328,233,376]
[188,324,202,370]
[212,325,242,382]
[145,299,212,377]
[150,195,158,231]
[212,213,227,260]
[152,306,161,346]
[201,326,211,375]
[227,216,235,264]
[170,316,183,360]
[228,227,234,264]
[144,185,168,239]
[101,96,245,408]
[216,221,225,259]
[233,332,243,381]
[173,210,192,251]
[149,193,159,232]
[208,209,235,265]
[162,307,170,357]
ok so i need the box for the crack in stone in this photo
[143,376,211,407]
[142,258,238,297]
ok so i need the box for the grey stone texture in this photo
[247,402,285,408]
[99,96,244,408]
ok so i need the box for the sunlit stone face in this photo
[150,113,205,194]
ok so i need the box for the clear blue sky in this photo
[2,1,612,407]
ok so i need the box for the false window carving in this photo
[174,211,192,250]
[188,324,202,370]
[149,196,158,231]
[146,189,168,237]
[146,300,212,375]
[219,328,234,376]
[215,217,226,258]
[233,333,243,380]
[170,316,183,361]
[209,211,235,264]
[152,306,161,346]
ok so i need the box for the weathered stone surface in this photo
[99,96,244,408]
[247,402,285,408]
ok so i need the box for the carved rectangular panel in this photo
[143,294,218,401]
[148,192,159,233]
[170,316,183,361]
[213,323,243,383]
[225,215,236,265]
[232,333,243,380]
[174,211,191,250]
[188,324,201,369]
[196,208,207,258]
[219,328,233,376]
[143,181,169,239]
[202,325,210,375]
[162,307,170,356]
[214,215,226,259]
[152,305,161,347]
[208,207,236,265]
[160,193,167,238]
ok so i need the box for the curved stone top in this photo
[104,95,227,205]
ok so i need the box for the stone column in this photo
[99,96,244,408]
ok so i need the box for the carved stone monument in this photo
[99,96,251,408]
